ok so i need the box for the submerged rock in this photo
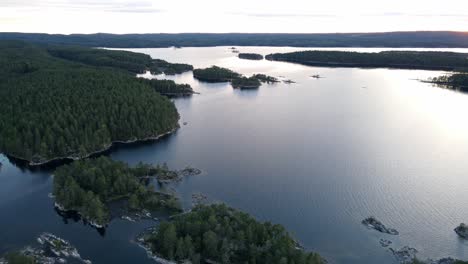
[362,216,399,235]
[379,239,392,247]
[455,223,468,239]
[390,246,418,264]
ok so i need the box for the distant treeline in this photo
[266,50,468,71]
[1,32,468,48]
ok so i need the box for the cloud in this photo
[232,12,336,18]
[0,0,164,13]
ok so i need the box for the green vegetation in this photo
[48,46,193,75]
[239,53,264,60]
[0,41,193,165]
[193,66,278,89]
[253,74,280,83]
[138,78,195,96]
[53,157,182,226]
[232,77,262,89]
[266,50,468,71]
[427,73,468,91]
[142,204,325,264]
[2,32,468,48]
[2,252,35,264]
[193,66,241,82]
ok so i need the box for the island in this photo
[252,74,280,83]
[53,157,184,227]
[455,223,468,239]
[0,40,196,166]
[138,204,325,264]
[425,73,468,92]
[265,50,468,71]
[231,76,262,89]
[193,66,279,89]
[362,216,399,235]
[193,66,241,82]
[238,53,264,60]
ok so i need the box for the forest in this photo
[142,204,325,264]
[193,66,241,82]
[48,46,193,75]
[427,73,468,91]
[265,50,468,71]
[53,157,181,226]
[193,66,278,89]
[0,40,195,164]
[239,53,264,60]
[1,32,468,48]
[231,77,262,89]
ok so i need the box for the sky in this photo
[1,0,468,34]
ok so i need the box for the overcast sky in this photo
[1,0,467,34]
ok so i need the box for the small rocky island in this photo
[455,223,468,239]
[53,157,201,228]
[137,204,326,264]
[362,216,399,235]
[0,233,91,264]
[238,53,264,60]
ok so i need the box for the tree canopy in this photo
[0,41,192,165]
[266,50,468,71]
[143,204,325,264]
[53,157,181,226]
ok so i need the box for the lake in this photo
[1,46,468,263]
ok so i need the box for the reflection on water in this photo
[2,47,468,263]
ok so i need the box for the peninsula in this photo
[265,50,468,71]
[0,41,195,166]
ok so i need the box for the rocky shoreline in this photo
[0,233,91,264]
[6,128,178,167]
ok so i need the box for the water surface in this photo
[1,46,468,263]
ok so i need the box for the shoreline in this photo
[5,127,178,167]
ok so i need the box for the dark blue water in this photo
[1,46,468,263]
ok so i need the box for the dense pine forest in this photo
[48,46,193,74]
[0,40,193,164]
[428,73,468,91]
[1,32,468,48]
[142,204,325,264]
[53,157,181,226]
[193,66,278,89]
[265,50,468,71]
[239,53,264,60]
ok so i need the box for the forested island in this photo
[193,66,278,89]
[53,157,183,227]
[426,73,468,92]
[239,53,264,60]
[139,204,325,264]
[193,66,241,82]
[265,50,468,71]
[0,40,195,165]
